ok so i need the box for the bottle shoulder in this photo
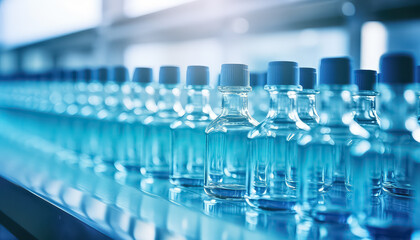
[247,119,305,139]
[143,110,182,125]
[170,115,213,130]
[349,138,386,157]
[297,125,358,146]
[205,115,259,134]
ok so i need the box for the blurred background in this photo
[0,0,420,85]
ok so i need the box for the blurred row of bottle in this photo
[0,53,419,238]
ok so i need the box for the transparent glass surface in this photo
[170,86,215,186]
[140,85,184,178]
[296,89,319,128]
[94,82,132,174]
[248,86,269,122]
[296,84,361,223]
[246,85,307,211]
[114,82,156,173]
[379,84,420,197]
[347,91,382,198]
[205,86,259,200]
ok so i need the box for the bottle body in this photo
[141,85,183,178]
[247,85,306,211]
[297,85,356,223]
[115,82,156,172]
[380,84,419,197]
[80,81,105,164]
[170,86,214,186]
[204,86,258,199]
[346,91,382,196]
[95,81,130,172]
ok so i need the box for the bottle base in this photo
[298,206,351,224]
[364,222,413,240]
[170,177,203,187]
[114,162,141,173]
[204,185,246,200]
[246,196,296,212]
[141,168,169,179]
[94,160,117,175]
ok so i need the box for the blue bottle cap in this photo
[416,65,420,84]
[93,67,108,83]
[42,71,53,81]
[133,67,153,83]
[250,72,267,87]
[267,61,298,86]
[108,66,129,84]
[353,70,377,91]
[78,68,92,83]
[52,69,66,81]
[187,65,209,85]
[159,66,180,84]
[379,53,415,84]
[299,67,317,89]
[220,64,249,87]
[65,70,78,82]
[319,57,352,85]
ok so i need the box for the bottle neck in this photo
[157,84,183,113]
[132,83,156,113]
[185,86,211,114]
[318,85,355,126]
[297,90,319,123]
[352,91,379,126]
[220,86,251,116]
[266,86,299,120]
[378,84,419,132]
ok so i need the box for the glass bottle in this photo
[50,70,67,150]
[62,70,78,153]
[72,68,92,159]
[351,53,419,238]
[249,72,269,122]
[297,57,362,223]
[346,70,382,196]
[204,64,258,199]
[297,67,319,128]
[170,66,216,186]
[379,53,419,197]
[246,61,308,211]
[81,67,107,166]
[115,67,156,172]
[95,66,130,173]
[141,66,184,178]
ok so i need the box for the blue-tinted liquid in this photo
[247,136,297,211]
[95,119,120,173]
[298,140,352,223]
[79,117,101,166]
[382,131,416,197]
[141,123,172,178]
[346,148,382,196]
[114,120,140,172]
[205,130,249,199]
[170,127,206,187]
